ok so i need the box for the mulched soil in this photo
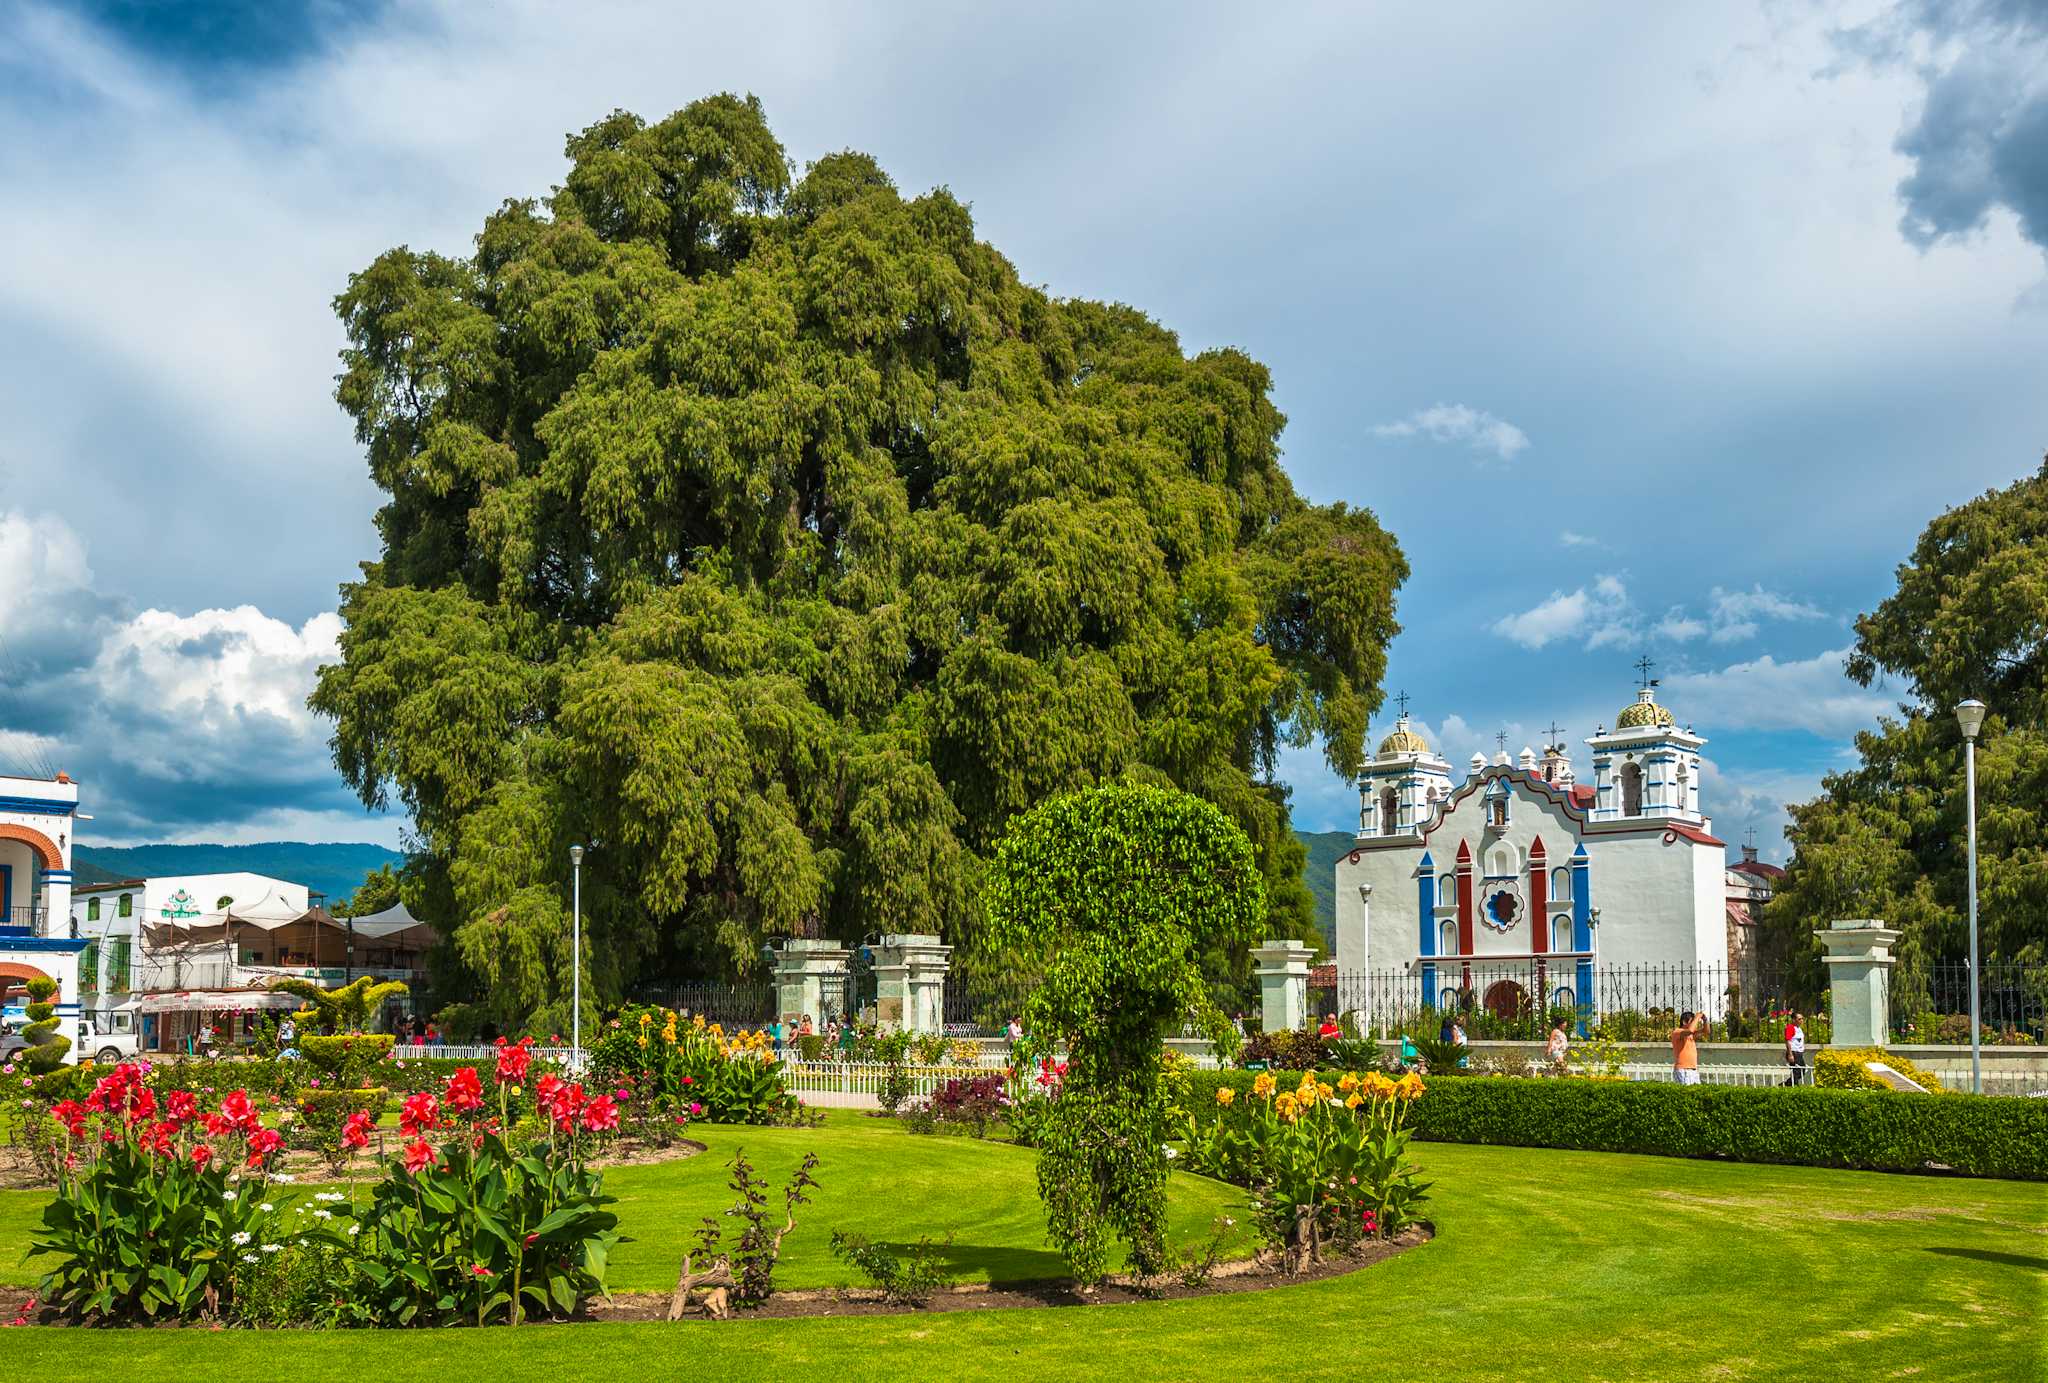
[594,1224,1432,1321]
[0,1226,1431,1327]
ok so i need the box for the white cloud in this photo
[1704,584,1827,645]
[1662,647,1893,739]
[0,509,90,626]
[1371,403,1530,461]
[1491,573,1634,649]
[1559,531,1601,548]
[1655,607,1708,641]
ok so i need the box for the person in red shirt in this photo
[1316,1013,1342,1040]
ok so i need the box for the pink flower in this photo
[579,1095,619,1133]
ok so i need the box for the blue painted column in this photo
[1416,851,1436,1013]
[1571,843,1593,1033]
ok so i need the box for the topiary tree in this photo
[267,974,410,1034]
[20,976,71,1073]
[984,783,1263,1283]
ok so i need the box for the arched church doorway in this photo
[1482,980,1530,1021]
[1620,761,1644,816]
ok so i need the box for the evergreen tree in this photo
[312,95,1404,1030]
[1769,460,2048,990]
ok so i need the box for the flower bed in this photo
[21,1046,635,1326]
[1174,1068,1430,1268]
[590,1006,802,1126]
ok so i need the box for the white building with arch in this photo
[1334,687,1726,1021]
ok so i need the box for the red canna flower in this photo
[401,1137,435,1176]
[579,1095,619,1133]
[494,1038,533,1086]
[443,1067,484,1113]
[165,1089,198,1126]
[244,1127,284,1168]
[341,1110,375,1150]
[202,1112,233,1138]
[469,1264,493,1278]
[142,1120,176,1156]
[399,1090,439,1136]
[220,1090,257,1131]
[49,1100,86,1138]
[190,1144,212,1170]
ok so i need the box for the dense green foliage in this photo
[309,94,1405,1031]
[984,785,1264,1281]
[1769,460,2048,975]
[1181,1069,2048,1180]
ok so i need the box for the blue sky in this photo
[1,1,2046,857]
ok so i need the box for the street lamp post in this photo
[1954,700,1986,1096]
[570,844,584,1068]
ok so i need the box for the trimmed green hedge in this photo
[1180,1070,2048,1181]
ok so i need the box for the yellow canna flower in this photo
[1316,1082,1334,1102]
[1274,1092,1299,1122]
[1337,1072,1358,1093]
[1345,1092,1363,1109]
[636,1036,649,1048]
[639,1012,652,1026]
[1397,1072,1424,1100]
[1252,1072,1276,1098]
[1215,1086,1236,1106]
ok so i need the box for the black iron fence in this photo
[1310,961,1816,1042]
[630,982,775,1027]
[942,972,1037,1037]
[1890,962,2047,1044]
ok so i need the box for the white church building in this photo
[1333,683,1726,1022]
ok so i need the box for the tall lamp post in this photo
[1954,700,1986,1096]
[570,844,584,1068]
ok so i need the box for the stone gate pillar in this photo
[1252,938,1314,1034]
[1816,919,1900,1048]
[872,933,951,1035]
[773,939,850,1032]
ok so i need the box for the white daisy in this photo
[231,1231,252,1246]
[259,1203,275,1213]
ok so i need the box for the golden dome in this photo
[1615,688,1675,730]
[1377,716,1430,755]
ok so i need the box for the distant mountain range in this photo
[1296,830,1352,953]
[71,842,404,909]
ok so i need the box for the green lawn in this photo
[4,1116,2044,1382]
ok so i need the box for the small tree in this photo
[20,976,71,1072]
[267,974,409,1033]
[984,784,1263,1283]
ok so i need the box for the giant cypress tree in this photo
[312,95,1405,1030]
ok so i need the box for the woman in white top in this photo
[1545,1019,1569,1070]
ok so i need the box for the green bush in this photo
[1179,1069,2047,1180]
[299,1033,397,1085]
[295,1087,390,1167]
[19,978,69,1073]
[1814,1047,1945,1092]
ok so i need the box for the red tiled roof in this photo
[1570,785,1596,808]
[1731,859,1786,879]
[1664,822,1726,848]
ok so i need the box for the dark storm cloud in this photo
[1841,0,2048,252]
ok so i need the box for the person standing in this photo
[1545,1018,1570,1072]
[1670,1011,1706,1086]
[1783,1011,1808,1086]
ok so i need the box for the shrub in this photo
[1814,1047,1946,1092]
[983,785,1263,1284]
[910,1033,950,1066]
[19,978,69,1074]
[1180,1069,2046,1180]
[670,1149,820,1317]
[925,1073,1010,1137]
[829,1229,954,1305]
[299,1033,397,1085]
[295,1088,390,1168]
[1236,1027,1331,1070]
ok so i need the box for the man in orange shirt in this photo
[1670,1010,1706,1086]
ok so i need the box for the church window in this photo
[1380,788,1398,836]
[1550,867,1571,902]
[1620,762,1644,817]
[1551,917,1572,952]
[1438,919,1457,957]
[1487,842,1519,877]
[1437,875,1456,907]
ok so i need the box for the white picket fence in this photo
[783,1060,1004,1108]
